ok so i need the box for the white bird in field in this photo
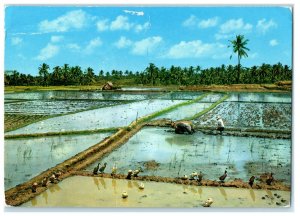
[202,198,214,207]
[139,183,145,189]
[111,163,117,176]
[122,191,128,198]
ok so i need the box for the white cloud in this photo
[135,22,151,32]
[84,37,102,54]
[96,16,150,33]
[35,43,59,61]
[257,19,277,34]
[114,36,133,49]
[67,43,81,51]
[110,15,133,31]
[96,19,109,32]
[219,18,252,34]
[50,36,63,43]
[182,15,198,27]
[38,10,88,33]
[11,37,23,45]
[198,17,219,28]
[269,39,279,46]
[183,15,218,28]
[164,40,226,59]
[123,10,144,16]
[131,36,163,55]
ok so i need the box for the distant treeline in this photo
[4,62,292,86]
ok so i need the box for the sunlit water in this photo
[5,99,186,135]
[21,176,290,208]
[4,133,112,190]
[86,127,291,185]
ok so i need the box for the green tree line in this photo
[4,62,292,86]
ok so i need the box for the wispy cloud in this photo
[38,10,89,33]
[131,36,163,55]
[11,37,23,45]
[257,19,277,34]
[219,18,252,34]
[96,19,110,32]
[110,15,133,31]
[83,37,102,54]
[123,10,144,16]
[114,36,133,49]
[164,40,226,59]
[269,39,279,46]
[96,15,150,33]
[183,15,219,28]
[67,43,81,51]
[50,36,64,43]
[35,43,60,61]
[135,22,151,32]
[215,18,252,40]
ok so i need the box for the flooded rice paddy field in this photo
[86,127,291,185]
[5,99,187,135]
[4,132,112,190]
[4,90,292,207]
[21,176,290,208]
[193,102,291,130]
[4,100,127,115]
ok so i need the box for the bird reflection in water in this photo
[198,188,202,197]
[127,180,133,188]
[93,177,100,190]
[99,178,106,189]
[218,187,228,200]
[249,189,255,202]
[42,190,48,204]
[30,197,37,206]
[112,179,117,194]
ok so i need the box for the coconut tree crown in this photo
[228,34,250,83]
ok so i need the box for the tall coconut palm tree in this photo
[228,35,250,83]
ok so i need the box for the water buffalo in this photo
[171,121,195,134]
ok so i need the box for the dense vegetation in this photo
[4,62,292,87]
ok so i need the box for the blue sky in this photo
[5,6,292,75]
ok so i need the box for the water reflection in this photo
[42,190,48,204]
[99,178,106,189]
[249,189,255,202]
[93,177,100,190]
[30,197,37,206]
[218,187,228,200]
[112,179,117,194]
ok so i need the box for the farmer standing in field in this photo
[216,116,225,135]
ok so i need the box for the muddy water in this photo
[4,90,163,101]
[5,99,186,135]
[226,92,291,103]
[21,176,290,207]
[193,102,292,130]
[4,100,125,115]
[4,133,112,190]
[86,127,291,185]
[154,103,212,120]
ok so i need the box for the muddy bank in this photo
[147,120,291,139]
[73,171,290,191]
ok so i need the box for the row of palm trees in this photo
[4,35,292,86]
[5,62,292,86]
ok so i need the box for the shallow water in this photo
[4,90,163,101]
[5,99,186,135]
[193,102,292,130]
[154,102,212,120]
[4,100,126,115]
[4,133,112,190]
[226,92,291,103]
[86,127,291,185]
[21,176,290,208]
